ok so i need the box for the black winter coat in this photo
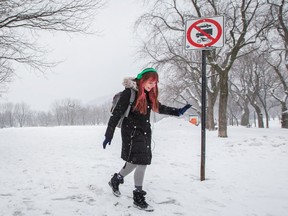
[105,87,179,165]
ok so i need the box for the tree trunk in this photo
[207,104,215,130]
[281,102,288,128]
[206,65,219,131]
[229,110,239,126]
[264,108,269,128]
[240,104,250,126]
[207,91,218,131]
[253,104,264,128]
[218,72,229,137]
[8,112,13,127]
[257,113,264,128]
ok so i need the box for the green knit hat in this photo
[136,68,157,80]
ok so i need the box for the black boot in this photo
[108,173,124,197]
[133,190,154,212]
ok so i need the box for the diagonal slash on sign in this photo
[194,26,215,41]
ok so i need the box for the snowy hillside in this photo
[0,117,287,216]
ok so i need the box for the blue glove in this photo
[178,104,192,116]
[103,136,112,149]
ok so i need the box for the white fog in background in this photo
[3,0,146,111]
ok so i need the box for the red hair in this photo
[134,72,159,114]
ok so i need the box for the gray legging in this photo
[119,162,147,188]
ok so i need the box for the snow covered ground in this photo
[0,117,287,216]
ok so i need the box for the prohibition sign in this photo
[186,18,222,48]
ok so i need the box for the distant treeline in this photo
[0,98,111,128]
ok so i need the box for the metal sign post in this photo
[200,50,207,181]
[185,16,224,181]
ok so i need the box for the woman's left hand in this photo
[178,104,192,116]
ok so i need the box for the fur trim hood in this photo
[122,77,138,91]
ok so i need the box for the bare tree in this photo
[0,102,15,127]
[253,54,280,128]
[34,111,54,126]
[52,101,64,126]
[0,0,105,92]
[230,51,274,128]
[268,57,288,128]
[13,102,31,127]
[204,0,273,135]
[1,98,113,127]
[52,98,82,125]
[229,77,251,127]
[135,0,274,137]
[229,46,283,128]
[265,0,288,128]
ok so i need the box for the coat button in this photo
[144,132,147,135]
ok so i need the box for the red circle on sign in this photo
[186,18,222,48]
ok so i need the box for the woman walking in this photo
[102,68,191,211]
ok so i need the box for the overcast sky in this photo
[2,0,147,111]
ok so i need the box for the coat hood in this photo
[122,77,138,91]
